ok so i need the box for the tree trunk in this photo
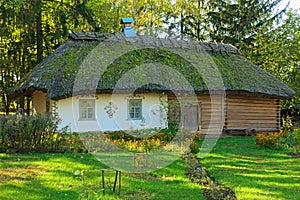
[36,0,43,63]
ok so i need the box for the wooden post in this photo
[118,171,121,196]
[101,170,121,196]
[113,170,118,192]
[101,170,105,195]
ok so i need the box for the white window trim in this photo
[79,99,96,121]
[128,99,142,120]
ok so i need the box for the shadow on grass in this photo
[0,179,79,200]
[201,136,300,200]
[0,153,204,200]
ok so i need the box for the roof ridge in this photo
[69,31,241,55]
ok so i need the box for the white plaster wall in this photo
[56,93,167,132]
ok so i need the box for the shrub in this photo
[0,112,69,153]
[189,140,201,154]
[255,131,286,149]
[256,129,300,155]
[99,128,197,153]
[286,129,300,155]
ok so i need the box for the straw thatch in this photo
[9,32,295,100]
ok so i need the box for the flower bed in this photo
[256,129,300,155]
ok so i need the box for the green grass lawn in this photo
[201,136,300,200]
[0,153,202,200]
[0,136,299,200]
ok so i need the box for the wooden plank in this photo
[226,126,279,130]
[227,102,278,107]
[226,123,279,127]
[226,110,279,114]
[227,99,278,104]
[226,103,278,108]
[226,106,279,111]
[225,122,279,126]
[227,96,280,102]
[225,115,278,120]
[225,119,278,123]
[226,112,278,117]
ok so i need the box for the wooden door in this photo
[182,105,199,131]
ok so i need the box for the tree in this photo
[0,0,99,113]
[164,0,212,40]
[206,0,290,47]
[164,0,289,46]
[243,9,300,110]
[87,0,170,36]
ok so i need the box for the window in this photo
[79,99,95,120]
[128,99,142,120]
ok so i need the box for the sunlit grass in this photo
[201,136,300,200]
[0,136,299,199]
[0,154,203,200]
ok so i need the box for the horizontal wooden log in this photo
[226,103,278,108]
[227,96,280,101]
[225,115,278,120]
[227,98,278,104]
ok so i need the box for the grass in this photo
[201,136,300,200]
[0,153,202,200]
[0,136,299,199]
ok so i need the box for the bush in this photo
[255,131,286,149]
[0,112,70,153]
[256,129,300,155]
[93,128,197,153]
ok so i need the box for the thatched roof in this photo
[9,32,295,100]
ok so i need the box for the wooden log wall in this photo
[198,95,225,135]
[167,94,225,134]
[167,94,280,134]
[225,96,280,132]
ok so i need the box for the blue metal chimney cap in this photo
[121,18,134,23]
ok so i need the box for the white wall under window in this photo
[56,93,167,132]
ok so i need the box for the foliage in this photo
[165,0,287,46]
[243,9,300,111]
[88,0,169,36]
[0,0,99,113]
[0,112,70,153]
[207,0,288,47]
[70,128,198,154]
[255,131,288,149]
[104,128,178,152]
[189,140,201,154]
[256,129,300,155]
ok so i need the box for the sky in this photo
[278,0,300,11]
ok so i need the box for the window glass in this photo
[79,99,95,120]
[128,99,142,120]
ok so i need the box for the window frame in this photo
[128,99,142,120]
[79,99,96,121]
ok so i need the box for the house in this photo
[9,29,295,134]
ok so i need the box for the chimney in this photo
[120,18,136,37]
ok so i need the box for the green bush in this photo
[189,140,201,154]
[0,112,69,153]
[256,129,300,155]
